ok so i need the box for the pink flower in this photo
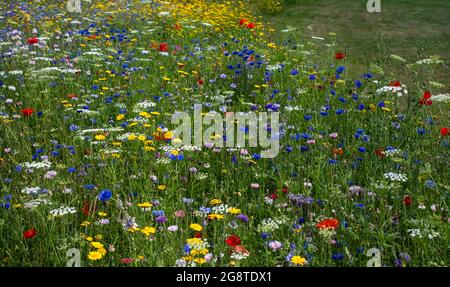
[44,170,57,179]
[174,210,185,218]
[120,258,134,264]
[329,132,338,139]
[167,225,178,232]
[250,183,259,189]
[306,139,316,144]
[240,149,249,155]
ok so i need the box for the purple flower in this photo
[236,214,249,223]
[155,215,167,223]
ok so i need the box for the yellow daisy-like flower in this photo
[137,202,152,208]
[227,207,241,214]
[98,212,107,217]
[90,241,104,249]
[190,223,203,232]
[116,114,125,121]
[95,134,106,141]
[87,251,103,261]
[291,256,307,266]
[85,236,93,242]
[186,238,203,246]
[209,198,222,205]
[207,213,224,220]
[141,226,156,236]
[193,258,206,264]
[157,185,166,190]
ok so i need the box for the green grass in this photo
[267,0,450,88]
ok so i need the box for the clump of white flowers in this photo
[212,204,229,214]
[257,216,289,233]
[384,172,408,182]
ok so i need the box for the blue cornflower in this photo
[425,180,436,189]
[336,66,346,74]
[417,128,426,135]
[98,189,112,202]
[332,253,344,261]
[69,124,79,131]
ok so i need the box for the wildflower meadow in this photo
[0,0,448,268]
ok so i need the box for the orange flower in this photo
[316,218,339,230]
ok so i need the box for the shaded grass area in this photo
[267,0,450,89]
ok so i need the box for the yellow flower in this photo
[88,251,103,261]
[207,213,224,220]
[95,234,103,240]
[209,198,222,205]
[291,256,307,266]
[190,223,203,232]
[163,131,173,140]
[144,146,156,152]
[98,212,107,217]
[157,185,166,190]
[186,238,203,246]
[116,114,125,121]
[193,258,206,264]
[141,226,156,236]
[227,207,241,214]
[137,202,152,208]
[90,242,104,249]
[95,134,106,141]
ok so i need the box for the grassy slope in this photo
[266,0,450,88]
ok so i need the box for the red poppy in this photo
[173,24,182,30]
[282,186,288,194]
[21,108,34,117]
[158,42,169,52]
[389,80,401,87]
[246,22,256,29]
[441,127,449,137]
[27,37,39,45]
[81,200,96,216]
[270,193,278,200]
[225,235,241,247]
[335,53,346,60]
[375,148,386,158]
[24,228,37,239]
[419,91,432,106]
[239,19,248,25]
[403,195,412,206]
[316,218,339,230]
[194,232,202,238]
[197,79,204,86]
